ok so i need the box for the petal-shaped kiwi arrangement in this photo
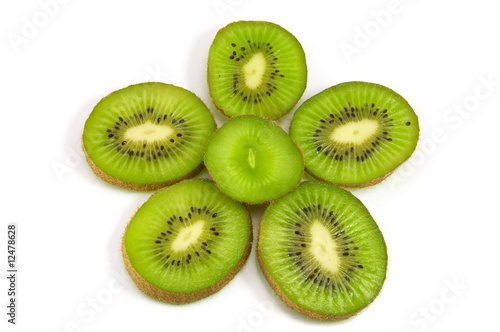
[82,20,420,322]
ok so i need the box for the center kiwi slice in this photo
[204,115,304,204]
[122,179,252,304]
[83,82,216,191]
[208,21,307,119]
[258,181,387,320]
[289,81,419,187]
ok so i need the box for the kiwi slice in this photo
[208,21,307,119]
[289,81,419,187]
[83,83,216,191]
[258,181,387,320]
[122,179,252,304]
[204,115,304,204]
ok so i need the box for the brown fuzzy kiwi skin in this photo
[210,87,304,122]
[301,119,421,189]
[256,190,386,321]
[305,167,394,189]
[300,128,420,189]
[203,115,305,205]
[121,185,253,304]
[304,141,420,189]
[207,20,307,121]
[83,141,206,191]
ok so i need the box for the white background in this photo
[1,0,499,331]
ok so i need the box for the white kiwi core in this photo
[171,220,205,252]
[308,220,340,274]
[124,121,174,143]
[243,52,266,89]
[330,119,379,145]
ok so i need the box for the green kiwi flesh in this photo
[83,83,216,191]
[208,21,307,119]
[122,179,252,304]
[258,181,387,320]
[204,115,304,204]
[289,81,419,187]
